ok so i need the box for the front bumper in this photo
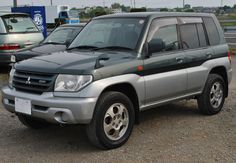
[1,86,97,124]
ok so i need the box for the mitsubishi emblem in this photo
[26,77,31,84]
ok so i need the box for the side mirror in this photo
[147,39,165,55]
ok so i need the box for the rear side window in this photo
[180,24,199,49]
[203,17,220,46]
[2,15,39,33]
[196,24,207,47]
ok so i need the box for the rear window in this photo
[2,15,39,33]
[203,17,220,46]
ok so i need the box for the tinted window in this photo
[180,24,199,49]
[203,17,220,46]
[196,24,207,47]
[2,15,38,33]
[149,25,180,53]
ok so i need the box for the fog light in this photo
[54,112,68,123]
[61,112,69,122]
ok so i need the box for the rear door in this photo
[178,17,214,93]
[143,18,187,105]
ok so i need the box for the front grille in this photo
[13,70,56,94]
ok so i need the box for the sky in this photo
[0,0,236,8]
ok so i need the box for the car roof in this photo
[0,12,29,17]
[59,23,86,28]
[94,12,214,19]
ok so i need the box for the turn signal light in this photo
[228,51,231,64]
[0,44,20,50]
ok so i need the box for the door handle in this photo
[176,57,184,64]
[206,53,213,58]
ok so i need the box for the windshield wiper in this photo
[68,45,98,50]
[43,42,65,45]
[92,46,133,51]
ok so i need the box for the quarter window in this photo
[203,17,220,46]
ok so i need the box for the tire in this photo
[197,74,226,115]
[86,91,135,149]
[18,114,50,129]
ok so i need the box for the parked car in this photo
[0,12,44,65]
[11,23,85,63]
[2,12,232,149]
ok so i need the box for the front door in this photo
[143,18,187,105]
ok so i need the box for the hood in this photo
[14,50,136,75]
[15,44,67,56]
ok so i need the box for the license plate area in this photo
[11,55,16,63]
[15,98,32,115]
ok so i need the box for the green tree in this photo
[111,3,121,9]
[71,7,77,10]
[175,7,183,12]
[184,8,194,12]
[130,8,147,12]
[121,5,130,12]
[160,8,168,12]
[222,5,231,11]
[89,7,107,17]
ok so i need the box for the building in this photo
[111,8,122,14]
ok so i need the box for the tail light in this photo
[228,51,231,64]
[0,44,20,51]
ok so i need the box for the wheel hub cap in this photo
[103,103,129,141]
[210,82,223,109]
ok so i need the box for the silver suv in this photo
[2,12,232,149]
[0,13,44,65]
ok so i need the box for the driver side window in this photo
[149,25,180,54]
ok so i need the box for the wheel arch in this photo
[100,82,140,124]
[209,66,228,97]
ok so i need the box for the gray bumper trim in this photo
[1,86,97,124]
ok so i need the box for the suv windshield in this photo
[69,18,146,51]
[44,27,83,44]
[2,15,39,33]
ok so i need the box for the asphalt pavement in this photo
[0,57,235,162]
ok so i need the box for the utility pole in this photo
[13,0,17,7]
[130,0,133,8]
[183,0,185,8]
[50,0,53,6]
[134,0,136,8]
[221,0,223,7]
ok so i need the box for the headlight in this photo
[9,68,15,88]
[54,75,93,92]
